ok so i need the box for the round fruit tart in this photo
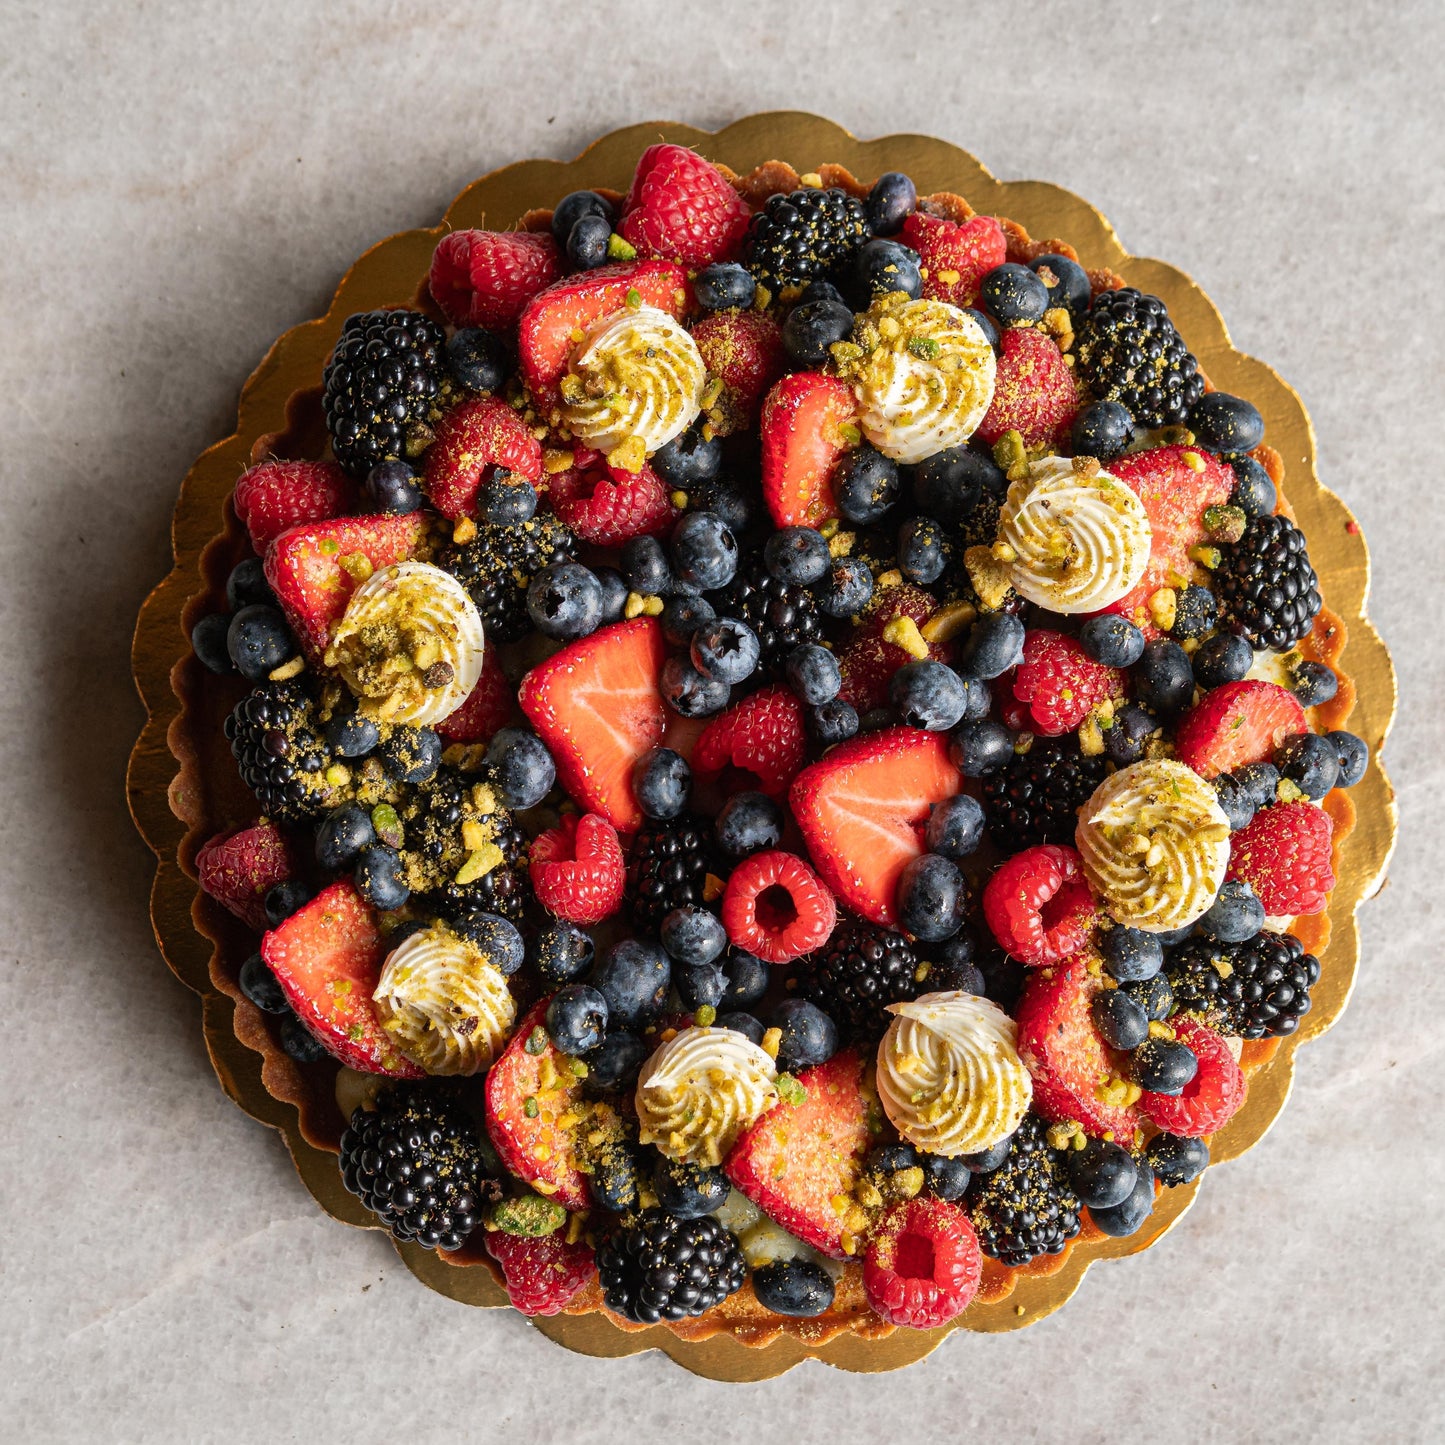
[182,141,1369,1346]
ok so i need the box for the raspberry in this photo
[863,1196,983,1328]
[422,395,544,521]
[617,144,752,269]
[976,328,1079,449]
[232,459,352,552]
[720,850,837,965]
[836,582,945,712]
[690,310,786,434]
[429,228,562,330]
[900,211,1008,309]
[1138,1016,1245,1137]
[693,685,808,799]
[484,1229,597,1316]
[195,820,302,932]
[529,813,626,926]
[982,844,1096,966]
[436,650,514,744]
[548,454,676,547]
[1011,630,1128,736]
[1227,802,1335,916]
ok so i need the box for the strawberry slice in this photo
[1138,1016,1245,1137]
[423,394,543,520]
[263,512,428,657]
[790,727,961,927]
[760,372,858,528]
[196,820,302,932]
[1174,679,1308,779]
[483,998,590,1211]
[724,1048,872,1259]
[260,881,423,1077]
[518,618,667,835]
[901,211,1007,309]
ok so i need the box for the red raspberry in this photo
[195,820,302,932]
[233,459,352,552]
[429,228,562,330]
[836,582,946,712]
[548,455,677,547]
[863,1196,982,1329]
[1138,1016,1245,1137]
[982,844,1096,965]
[1011,629,1129,736]
[721,850,837,965]
[976,328,1079,449]
[691,310,786,434]
[693,685,807,799]
[484,1229,596,1316]
[901,212,1007,309]
[617,144,752,269]
[422,395,544,521]
[1226,802,1336,916]
[529,813,626,926]
[437,650,514,744]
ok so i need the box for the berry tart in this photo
[150,126,1388,1363]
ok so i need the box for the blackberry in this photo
[746,187,870,295]
[796,918,925,1041]
[322,309,448,476]
[1074,288,1204,429]
[712,558,822,672]
[1214,513,1322,651]
[441,515,577,644]
[597,1209,746,1324]
[338,1087,497,1251]
[968,1115,1082,1267]
[625,814,716,935]
[225,682,348,823]
[1166,931,1321,1039]
[981,738,1108,852]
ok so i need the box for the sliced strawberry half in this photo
[1174,679,1308,779]
[196,820,302,933]
[1138,1016,1246,1137]
[423,394,543,520]
[760,371,858,528]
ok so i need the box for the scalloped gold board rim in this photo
[128,113,1398,1381]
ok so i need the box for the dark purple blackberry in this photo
[1074,288,1204,428]
[441,515,577,643]
[625,815,716,935]
[597,1209,746,1324]
[712,558,822,671]
[968,1115,1081,1267]
[322,309,448,476]
[1166,931,1320,1039]
[796,918,925,1041]
[746,187,870,295]
[1214,512,1322,651]
[225,682,346,822]
[981,738,1108,852]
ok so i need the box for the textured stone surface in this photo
[2,2,1440,1440]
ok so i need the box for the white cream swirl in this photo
[998,456,1152,613]
[559,304,705,457]
[844,294,996,464]
[635,1026,779,1166]
[1076,760,1233,932]
[326,561,484,727]
[372,924,516,1076]
[876,992,1033,1157]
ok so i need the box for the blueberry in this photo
[1067,1139,1139,1210]
[852,238,923,301]
[660,655,730,718]
[1172,585,1218,640]
[315,804,375,871]
[1089,1162,1156,1238]
[956,611,1026,680]
[764,525,831,586]
[1090,989,1150,1050]
[923,1154,973,1202]
[950,718,1016,776]
[865,170,917,236]
[238,953,288,1013]
[962,1138,1013,1173]
[566,212,612,270]
[716,791,784,857]
[594,938,671,1029]
[1071,400,1135,462]
[799,279,846,308]
[1099,926,1164,983]
[1189,392,1265,454]
[964,308,1001,350]
[721,948,769,1010]
[377,725,443,783]
[835,445,900,524]
[1193,632,1253,689]
[752,1259,836,1318]
[896,517,947,586]
[227,604,293,682]
[550,189,615,246]
[589,1140,647,1214]
[1213,773,1258,832]
[1199,880,1266,943]
[354,844,409,910]
[1079,614,1145,668]
[485,727,557,809]
[1029,253,1092,319]
[226,556,275,610]
[771,998,838,1071]
[583,1030,648,1092]
[279,1012,328,1064]
[653,1158,731,1219]
[1134,638,1194,715]
[634,747,691,821]
[1123,973,1174,1023]
[546,984,608,1055]
[1276,732,1342,800]
[651,426,723,489]
[661,906,728,967]
[931,934,985,996]
[1291,661,1338,708]
[1234,761,1281,808]
[1146,1132,1210,1186]
[924,795,986,860]
[530,919,595,987]
[363,459,424,514]
[620,535,675,597]
[1154,923,1198,949]
[817,556,874,617]
[691,617,760,685]
[670,511,738,591]
[451,912,525,975]
[910,446,998,520]
[479,473,538,525]
[1104,702,1157,765]
[1131,1037,1198,1095]
[979,263,1049,325]
[324,711,380,759]
[803,698,856,746]
[1329,730,1369,788]
[445,327,509,393]
[661,592,716,647]
[891,659,969,731]
[1228,455,1277,517]
[674,959,726,1012]
[782,297,855,366]
[694,261,757,311]
[191,613,233,674]
[897,853,967,942]
[689,477,758,535]
[528,561,604,639]
[595,566,629,625]
[782,643,840,707]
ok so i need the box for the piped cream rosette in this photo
[325,561,484,727]
[1076,759,1233,932]
[559,304,705,459]
[373,923,516,1076]
[876,992,1033,1157]
[997,455,1152,613]
[842,293,996,464]
[635,1026,779,1166]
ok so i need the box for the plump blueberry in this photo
[897,853,967,942]
[354,844,409,910]
[191,613,233,673]
[896,516,947,585]
[716,1011,766,1045]
[546,984,608,1055]
[979,263,1049,325]
[594,939,671,1029]
[752,1259,836,1318]
[1071,400,1135,462]
[783,297,855,366]
[923,1154,973,1202]
[1123,972,1174,1022]
[530,919,594,987]
[1276,732,1341,800]
[620,535,674,597]
[315,804,375,871]
[1229,454,1277,518]
[1091,989,1150,1050]
[1235,761,1281,808]
[279,1012,328,1064]
[925,794,986,859]
[674,959,726,1012]
[1146,1132,1210,1187]
[583,1030,648,1092]
[363,459,424,514]
[1029,252,1092,319]
[1080,614,1145,667]
[634,746,690,821]
[956,611,1026,680]
[661,593,715,646]
[550,189,615,245]
[1099,926,1164,983]
[805,699,858,747]
[771,998,838,1071]
[377,725,443,783]
[1104,702,1157,765]
[869,1141,920,1175]
[566,212,612,270]
[660,655,731,718]
[651,426,723,489]
[1155,922,1199,949]
[716,791,784,857]
[689,478,758,535]
[227,605,293,682]
[1172,585,1218,641]
[1291,661,1338,708]
[764,525,831,586]
[852,238,923,301]
[691,617,760,685]
[865,170,917,236]
[1193,632,1254,690]
[817,557,874,617]
[1132,1037,1198,1095]
[694,261,757,311]
[950,718,1016,776]
[528,561,604,640]
[239,952,289,1013]
[720,948,769,1010]
[660,906,728,968]
[1089,1161,1156,1238]
[964,307,1001,350]
[957,677,992,722]
[891,660,969,731]
[653,1159,731,1219]
[485,727,557,809]
[324,711,380,759]
[1134,638,1195,715]
[227,556,276,610]
[963,1137,1013,1173]
[1198,879,1266,943]
[670,511,738,591]
[783,643,841,707]
[1213,773,1258,832]
[445,327,509,393]
[931,933,985,995]
[835,446,900,525]
[589,1139,647,1214]
[1189,392,1265,454]
[595,566,629,625]
[799,279,847,308]
[1329,730,1369,788]
[479,473,538,525]
[1067,1139,1139,1210]
[911,446,999,521]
